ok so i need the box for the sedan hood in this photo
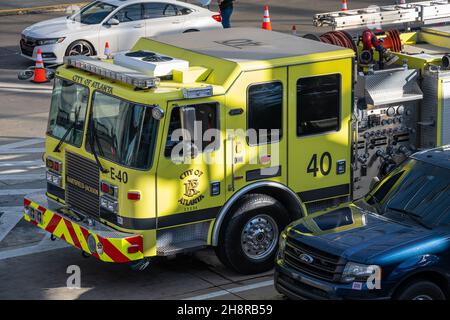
[22,16,96,38]
[288,205,442,264]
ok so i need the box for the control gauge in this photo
[397,105,405,115]
[387,106,396,117]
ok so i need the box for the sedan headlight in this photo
[36,37,65,45]
[341,262,381,283]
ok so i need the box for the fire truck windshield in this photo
[86,91,158,170]
[47,78,89,148]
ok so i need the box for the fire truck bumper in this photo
[23,192,144,263]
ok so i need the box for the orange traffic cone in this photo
[341,0,348,11]
[32,48,49,83]
[262,5,272,30]
[104,41,111,59]
[292,25,297,36]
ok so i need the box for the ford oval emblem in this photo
[299,253,314,264]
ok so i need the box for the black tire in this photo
[183,29,199,33]
[65,40,95,57]
[395,280,445,300]
[215,194,290,274]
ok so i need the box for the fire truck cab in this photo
[24,28,355,274]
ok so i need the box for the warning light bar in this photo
[182,86,213,99]
[63,55,160,89]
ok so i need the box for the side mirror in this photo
[369,176,380,191]
[180,106,196,142]
[106,18,119,26]
[179,106,198,158]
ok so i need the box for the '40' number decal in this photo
[307,152,332,177]
[110,167,128,184]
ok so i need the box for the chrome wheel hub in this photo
[68,42,92,56]
[241,214,278,260]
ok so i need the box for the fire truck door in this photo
[225,68,288,199]
[156,100,226,226]
[287,59,352,204]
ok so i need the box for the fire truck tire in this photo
[215,194,290,274]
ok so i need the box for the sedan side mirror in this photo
[106,18,119,26]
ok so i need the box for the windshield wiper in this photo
[53,107,81,153]
[87,114,108,174]
[53,122,76,153]
[387,207,432,230]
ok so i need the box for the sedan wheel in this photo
[66,40,94,57]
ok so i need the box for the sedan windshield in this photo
[47,78,89,147]
[86,92,158,170]
[367,160,450,228]
[71,1,117,25]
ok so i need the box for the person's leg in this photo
[221,7,232,28]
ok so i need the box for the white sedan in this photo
[20,0,222,64]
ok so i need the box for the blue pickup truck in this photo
[275,146,450,300]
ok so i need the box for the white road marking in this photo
[0,168,44,174]
[0,234,70,261]
[0,173,45,180]
[0,82,53,90]
[0,88,52,94]
[0,155,23,161]
[0,207,23,213]
[184,280,274,300]
[0,207,24,243]
[0,189,45,196]
[0,148,45,154]
[0,138,44,150]
[0,209,23,242]
[0,160,43,167]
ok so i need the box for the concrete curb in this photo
[0,2,88,16]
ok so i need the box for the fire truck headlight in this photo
[100,195,118,214]
[96,242,104,255]
[24,206,31,217]
[46,171,62,187]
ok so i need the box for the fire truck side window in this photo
[165,103,219,158]
[247,81,283,145]
[296,74,340,136]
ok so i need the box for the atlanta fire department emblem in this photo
[178,169,204,206]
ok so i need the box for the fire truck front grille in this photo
[284,236,345,283]
[65,152,100,217]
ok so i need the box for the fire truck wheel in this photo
[215,194,290,274]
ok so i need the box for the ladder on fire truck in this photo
[313,0,450,30]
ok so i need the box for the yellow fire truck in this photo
[23,2,450,274]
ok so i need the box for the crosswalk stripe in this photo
[0,138,44,150]
[0,160,43,167]
[0,189,45,196]
[0,173,45,180]
[0,82,53,90]
[0,148,45,154]
[0,206,23,213]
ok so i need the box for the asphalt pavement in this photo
[0,0,396,300]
